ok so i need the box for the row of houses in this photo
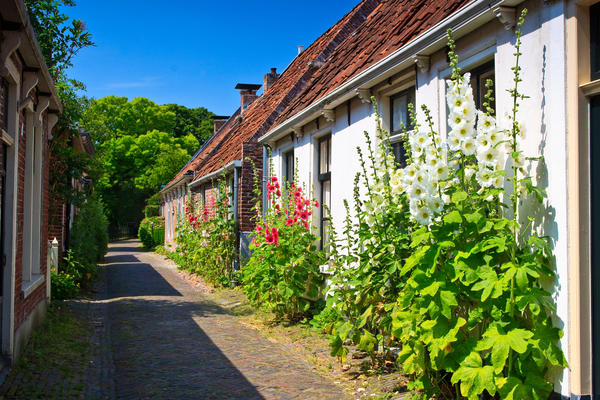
[160,0,600,397]
[0,0,86,370]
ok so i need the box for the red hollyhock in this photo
[286,218,294,226]
[271,227,279,246]
[299,210,309,221]
[304,221,309,230]
[314,200,319,208]
[265,234,274,245]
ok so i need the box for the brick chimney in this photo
[263,68,280,92]
[210,115,229,133]
[235,83,261,114]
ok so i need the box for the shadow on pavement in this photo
[104,248,265,399]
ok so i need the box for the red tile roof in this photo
[271,0,473,127]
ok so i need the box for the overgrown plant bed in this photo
[173,264,410,399]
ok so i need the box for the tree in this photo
[163,104,214,142]
[82,96,176,143]
[92,129,198,227]
[25,0,94,81]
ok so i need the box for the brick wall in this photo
[14,93,51,336]
[239,141,262,232]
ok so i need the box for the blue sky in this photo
[64,1,359,115]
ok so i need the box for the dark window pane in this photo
[592,3,600,80]
[392,142,407,168]
[319,136,330,174]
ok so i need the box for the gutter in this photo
[188,160,242,189]
[258,0,524,144]
[159,171,193,197]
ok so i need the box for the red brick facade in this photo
[0,0,64,364]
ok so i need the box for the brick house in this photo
[47,129,95,261]
[159,0,380,259]
[0,0,62,366]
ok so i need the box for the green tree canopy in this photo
[162,103,214,142]
[97,130,198,225]
[81,96,211,227]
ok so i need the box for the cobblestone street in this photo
[0,240,347,399]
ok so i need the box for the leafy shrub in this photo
[323,15,566,400]
[241,174,325,321]
[70,193,109,268]
[144,204,160,217]
[138,216,165,249]
[175,177,236,286]
[51,271,79,300]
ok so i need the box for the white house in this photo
[258,0,600,398]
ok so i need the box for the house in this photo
[0,0,62,365]
[48,128,95,260]
[159,0,381,259]
[257,0,600,397]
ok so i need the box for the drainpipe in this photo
[262,144,271,219]
[232,166,240,285]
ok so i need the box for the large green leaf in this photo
[476,325,533,373]
[451,352,496,399]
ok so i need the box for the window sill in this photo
[22,274,44,299]
[581,79,600,97]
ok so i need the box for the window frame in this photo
[283,148,295,185]
[317,135,331,250]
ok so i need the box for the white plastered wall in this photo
[268,0,570,394]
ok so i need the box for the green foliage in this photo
[163,103,215,143]
[70,193,109,269]
[24,0,94,80]
[138,217,165,249]
[51,271,79,300]
[320,11,566,399]
[80,96,213,228]
[94,129,198,226]
[241,171,326,321]
[174,177,236,287]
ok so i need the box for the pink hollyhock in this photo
[294,190,302,199]
[304,221,309,230]
[276,190,281,197]
[271,176,278,183]
[299,210,309,221]
[305,199,310,206]
[286,218,294,226]
[252,237,260,247]
[271,227,279,246]
[256,225,262,233]
[314,200,319,208]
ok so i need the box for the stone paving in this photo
[105,240,347,399]
[1,239,348,399]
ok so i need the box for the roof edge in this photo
[188,160,242,189]
[259,0,524,144]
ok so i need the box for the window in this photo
[389,86,415,167]
[283,149,294,185]
[318,136,331,250]
[468,61,495,111]
[592,3,600,80]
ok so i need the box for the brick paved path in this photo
[102,240,346,400]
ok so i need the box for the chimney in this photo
[263,68,280,92]
[235,83,261,114]
[297,45,304,55]
[210,115,229,133]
